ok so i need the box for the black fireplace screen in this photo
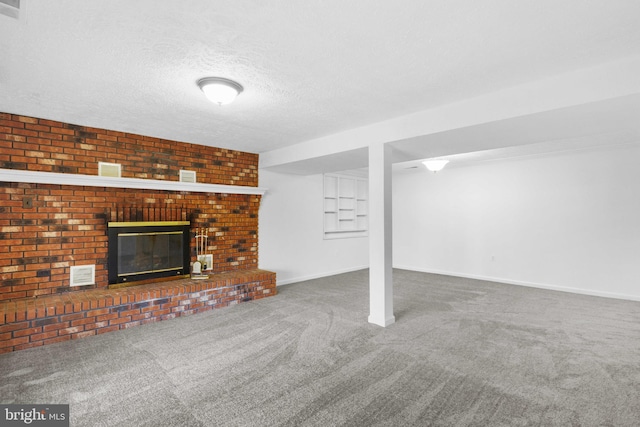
[108,222,190,285]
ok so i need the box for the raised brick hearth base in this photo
[0,269,276,353]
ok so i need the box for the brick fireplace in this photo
[0,113,276,353]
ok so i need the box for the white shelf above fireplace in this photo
[0,168,267,196]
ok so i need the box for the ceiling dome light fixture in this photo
[422,159,450,173]
[197,77,244,105]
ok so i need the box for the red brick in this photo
[86,308,109,317]
[12,327,42,338]
[95,326,119,334]
[71,317,96,327]
[16,115,38,124]
[84,321,109,331]
[13,341,44,351]
[131,312,151,321]
[42,335,71,345]
[0,322,29,333]
[118,309,140,318]
[60,312,84,322]
[30,330,59,341]
[109,316,131,326]
[0,336,30,348]
[96,313,118,322]
[59,326,82,336]
[150,308,171,318]
[43,322,69,332]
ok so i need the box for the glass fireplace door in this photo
[117,231,184,278]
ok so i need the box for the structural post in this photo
[368,141,395,327]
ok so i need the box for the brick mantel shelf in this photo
[0,168,267,196]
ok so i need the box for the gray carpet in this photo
[1,269,640,426]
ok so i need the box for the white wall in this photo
[259,170,368,285]
[393,143,640,301]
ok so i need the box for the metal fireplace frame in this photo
[107,221,191,287]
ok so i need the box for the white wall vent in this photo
[70,265,95,287]
[98,162,122,178]
[0,0,20,20]
[179,170,196,183]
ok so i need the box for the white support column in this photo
[368,141,395,327]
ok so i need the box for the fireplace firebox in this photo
[108,221,191,286]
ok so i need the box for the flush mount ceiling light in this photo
[422,159,450,173]
[197,77,244,105]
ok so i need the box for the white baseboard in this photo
[275,265,369,286]
[393,264,640,302]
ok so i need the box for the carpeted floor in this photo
[1,269,640,426]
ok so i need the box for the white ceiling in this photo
[1,1,640,172]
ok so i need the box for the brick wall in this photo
[0,113,258,185]
[0,113,263,301]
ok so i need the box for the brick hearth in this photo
[0,269,276,354]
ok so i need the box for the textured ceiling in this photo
[1,1,640,159]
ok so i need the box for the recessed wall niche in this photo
[323,173,368,239]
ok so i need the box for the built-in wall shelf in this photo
[0,169,267,196]
[323,173,368,239]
